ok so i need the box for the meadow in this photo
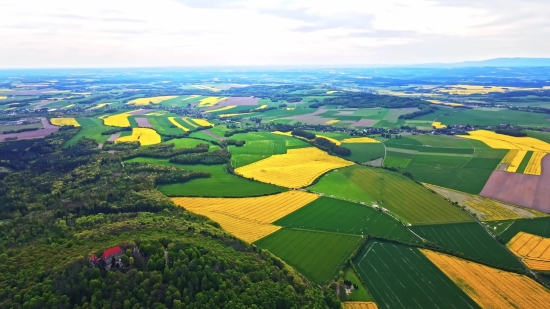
[354,241,480,309]
[64,118,112,147]
[310,165,473,224]
[342,142,385,163]
[274,197,423,245]
[254,229,363,283]
[411,222,524,270]
[437,108,550,126]
[125,157,286,197]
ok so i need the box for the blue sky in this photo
[1,0,549,68]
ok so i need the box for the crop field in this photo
[421,249,550,308]
[525,152,547,175]
[274,197,422,245]
[343,143,385,163]
[101,111,133,127]
[311,165,473,224]
[233,131,310,148]
[526,130,550,143]
[198,97,227,107]
[125,158,285,197]
[161,138,212,149]
[459,130,550,152]
[254,229,363,283]
[64,118,112,147]
[191,118,214,127]
[500,217,550,243]
[172,191,317,242]
[182,117,198,128]
[432,121,446,129]
[341,137,379,143]
[506,150,528,172]
[145,117,189,135]
[167,117,189,132]
[229,139,286,168]
[343,268,373,302]
[205,105,236,113]
[354,241,479,309]
[411,222,524,269]
[436,108,550,126]
[235,147,354,188]
[507,232,550,270]
[127,96,177,105]
[342,302,378,309]
[50,118,80,127]
[115,128,161,146]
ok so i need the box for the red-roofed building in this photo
[89,246,124,269]
[101,246,123,259]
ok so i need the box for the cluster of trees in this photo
[495,129,527,137]
[1,127,40,134]
[169,150,231,165]
[220,85,310,102]
[121,143,210,160]
[291,129,316,140]
[224,139,246,147]
[124,163,211,185]
[314,138,351,157]
[223,128,256,137]
[399,106,438,119]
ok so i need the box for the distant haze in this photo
[1,0,550,68]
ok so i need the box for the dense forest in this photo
[0,128,339,308]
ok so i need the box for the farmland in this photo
[310,165,473,224]
[274,197,423,245]
[499,217,550,243]
[354,241,480,309]
[50,118,80,127]
[421,249,550,308]
[64,118,113,146]
[115,128,161,146]
[507,232,550,270]
[254,229,363,283]
[235,147,354,188]
[411,222,524,269]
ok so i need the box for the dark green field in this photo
[229,140,286,168]
[354,241,480,309]
[526,130,550,143]
[499,217,550,243]
[342,142,385,163]
[254,229,363,283]
[411,222,524,270]
[125,157,285,197]
[64,118,112,147]
[437,108,550,126]
[146,117,188,135]
[517,151,534,173]
[274,197,423,245]
[310,165,473,224]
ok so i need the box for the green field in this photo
[0,122,43,133]
[274,197,422,245]
[411,222,524,270]
[146,117,189,135]
[254,229,363,283]
[344,268,373,302]
[125,157,285,197]
[342,142,385,163]
[64,118,112,147]
[526,130,550,143]
[229,140,286,168]
[517,151,534,173]
[189,130,220,142]
[499,217,550,243]
[354,241,480,309]
[310,165,473,225]
[438,108,550,126]
[161,138,213,149]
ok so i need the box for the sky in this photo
[1,0,550,68]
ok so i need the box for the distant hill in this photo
[409,58,550,68]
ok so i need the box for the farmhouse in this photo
[89,246,124,269]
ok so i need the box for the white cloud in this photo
[0,0,549,68]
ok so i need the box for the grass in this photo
[274,197,422,245]
[411,222,524,270]
[229,140,286,168]
[310,165,473,225]
[354,240,480,309]
[64,118,112,147]
[438,109,550,126]
[383,156,412,168]
[342,143,385,163]
[0,122,43,133]
[254,229,363,284]
[343,268,372,302]
[516,151,534,173]
[125,157,285,197]
[147,117,187,135]
[161,138,219,150]
[499,217,550,243]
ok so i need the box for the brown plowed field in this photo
[480,155,550,212]
[135,118,153,128]
[351,119,378,127]
[0,118,58,142]
[106,132,122,142]
[129,109,154,115]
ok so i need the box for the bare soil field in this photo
[350,119,378,127]
[208,97,259,108]
[107,132,122,142]
[481,156,550,212]
[31,100,54,110]
[285,109,337,125]
[130,109,154,115]
[135,118,153,128]
[0,118,59,142]
[203,130,225,141]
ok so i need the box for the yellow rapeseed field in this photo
[167,117,189,132]
[115,128,161,146]
[271,131,293,137]
[525,152,547,175]
[506,150,528,172]
[219,113,252,118]
[172,191,318,242]
[286,108,295,110]
[50,118,80,127]
[316,135,341,145]
[61,104,75,109]
[342,302,378,309]
[458,130,550,152]
[191,118,214,127]
[507,232,550,270]
[102,112,132,127]
[341,137,380,143]
[235,147,354,188]
[90,103,111,110]
[420,249,550,308]
[500,149,519,165]
[254,105,268,110]
[326,91,340,94]
[432,121,446,129]
[205,105,236,113]
[127,96,177,106]
[436,85,507,95]
[426,99,464,107]
[198,97,227,107]
[326,120,340,125]
[181,95,201,101]
[182,118,198,128]
[0,96,7,100]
